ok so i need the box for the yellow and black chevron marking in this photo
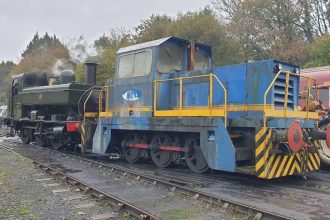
[80,121,86,150]
[255,128,320,179]
[313,140,321,150]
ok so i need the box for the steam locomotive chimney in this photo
[84,62,97,85]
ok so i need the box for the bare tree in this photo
[297,0,314,42]
[311,0,330,35]
[212,0,310,64]
[211,0,242,23]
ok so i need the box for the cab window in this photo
[195,48,210,70]
[22,73,48,88]
[118,50,152,77]
[157,44,184,73]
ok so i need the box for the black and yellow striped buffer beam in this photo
[255,128,320,179]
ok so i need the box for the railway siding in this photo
[3,134,330,220]
[1,138,244,220]
[0,146,120,219]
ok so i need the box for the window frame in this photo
[117,49,152,78]
[194,47,211,70]
[156,44,185,73]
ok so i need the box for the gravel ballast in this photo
[1,138,248,220]
[0,147,118,219]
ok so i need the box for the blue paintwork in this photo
[110,117,151,130]
[91,37,316,174]
[94,116,237,172]
[212,60,299,108]
[200,119,236,171]
[267,118,315,129]
[93,118,112,154]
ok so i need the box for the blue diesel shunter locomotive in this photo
[82,37,330,179]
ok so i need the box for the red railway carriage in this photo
[301,66,330,109]
[301,66,330,166]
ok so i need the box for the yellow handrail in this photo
[83,89,97,123]
[153,73,227,127]
[98,88,103,114]
[179,78,183,114]
[212,74,227,127]
[98,85,114,114]
[263,70,317,127]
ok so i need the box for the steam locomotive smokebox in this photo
[84,62,98,85]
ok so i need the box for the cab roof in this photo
[117,36,211,55]
[11,72,52,80]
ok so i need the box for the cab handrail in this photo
[98,85,114,117]
[153,73,227,127]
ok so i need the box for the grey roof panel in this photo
[117,36,191,54]
[117,37,171,54]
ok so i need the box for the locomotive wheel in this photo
[121,133,142,163]
[150,134,173,168]
[19,128,30,144]
[35,136,46,147]
[51,139,64,150]
[184,137,209,173]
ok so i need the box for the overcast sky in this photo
[0,0,210,62]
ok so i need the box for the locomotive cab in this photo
[8,72,49,119]
[111,37,212,117]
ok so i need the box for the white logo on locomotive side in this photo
[122,89,141,101]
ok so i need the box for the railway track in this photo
[0,137,294,220]
[5,133,330,219]
[0,143,160,220]
[155,167,330,196]
[37,140,330,197]
[0,133,8,138]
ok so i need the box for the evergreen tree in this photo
[22,32,63,57]
[10,32,70,75]
[0,60,16,102]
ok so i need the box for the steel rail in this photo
[5,137,329,201]
[45,148,292,220]
[0,143,160,220]
[34,161,159,220]
[0,138,292,220]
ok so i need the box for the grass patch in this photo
[0,167,7,181]
[161,208,196,219]
[122,212,135,220]
[18,208,32,215]
[0,207,5,213]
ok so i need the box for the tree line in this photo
[1,1,330,102]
